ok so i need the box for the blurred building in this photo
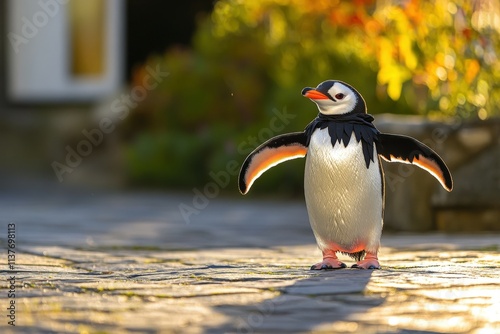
[5,0,125,102]
[0,0,213,181]
[0,0,125,183]
[0,0,214,106]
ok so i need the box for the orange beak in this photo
[302,88,329,100]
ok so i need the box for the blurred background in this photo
[0,0,499,232]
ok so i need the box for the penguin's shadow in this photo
[204,269,381,333]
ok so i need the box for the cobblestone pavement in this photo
[0,182,499,333]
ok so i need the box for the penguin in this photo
[238,80,453,270]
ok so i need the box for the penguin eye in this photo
[335,93,345,100]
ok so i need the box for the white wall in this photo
[6,0,124,102]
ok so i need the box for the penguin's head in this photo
[301,80,366,115]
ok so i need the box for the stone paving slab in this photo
[1,240,499,333]
[0,183,499,333]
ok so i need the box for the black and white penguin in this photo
[238,80,453,270]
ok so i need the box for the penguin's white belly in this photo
[304,129,383,253]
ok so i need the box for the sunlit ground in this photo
[0,183,498,333]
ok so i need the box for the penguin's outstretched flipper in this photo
[239,132,308,194]
[376,133,453,192]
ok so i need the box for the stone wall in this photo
[375,114,500,232]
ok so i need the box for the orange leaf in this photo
[465,59,480,84]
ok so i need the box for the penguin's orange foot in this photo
[310,259,347,270]
[352,258,380,270]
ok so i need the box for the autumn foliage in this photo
[207,0,500,118]
[125,0,500,188]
